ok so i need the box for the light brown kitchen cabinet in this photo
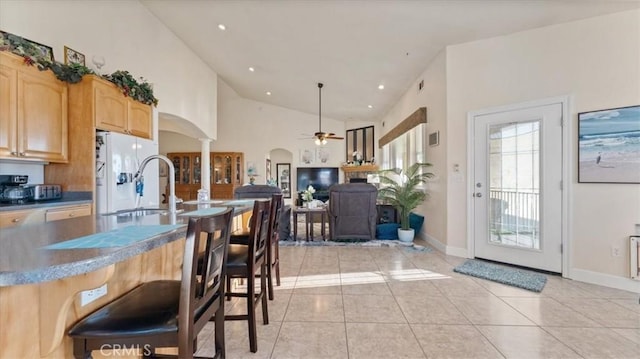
[93,79,127,133]
[0,203,92,229]
[0,209,43,229]
[127,100,153,138]
[90,75,152,139]
[45,204,91,222]
[0,51,68,162]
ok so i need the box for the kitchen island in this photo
[0,202,254,358]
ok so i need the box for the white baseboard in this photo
[422,232,469,258]
[570,268,640,293]
[422,232,445,252]
[446,245,469,258]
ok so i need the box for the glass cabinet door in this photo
[213,155,223,184]
[193,155,201,184]
[171,155,181,184]
[181,155,191,184]
[235,155,241,185]
[224,155,232,184]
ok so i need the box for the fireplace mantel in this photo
[340,164,379,183]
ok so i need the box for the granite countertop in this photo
[0,191,93,212]
[0,202,255,287]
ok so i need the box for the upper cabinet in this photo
[127,100,153,138]
[0,52,68,162]
[86,75,152,139]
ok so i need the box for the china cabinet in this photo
[167,152,243,200]
[211,152,243,199]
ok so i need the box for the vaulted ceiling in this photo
[142,0,640,122]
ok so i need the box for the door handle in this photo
[474,193,482,198]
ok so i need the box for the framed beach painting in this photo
[578,105,640,183]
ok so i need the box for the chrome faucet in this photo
[134,154,177,213]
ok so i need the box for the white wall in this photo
[0,0,217,138]
[380,50,449,250]
[158,132,202,154]
[215,79,346,191]
[380,9,639,289]
[0,163,44,184]
[445,10,640,284]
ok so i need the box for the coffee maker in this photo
[0,175,33,204]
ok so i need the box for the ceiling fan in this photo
[306,82,344,145]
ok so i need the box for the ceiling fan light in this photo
[322,138,327,145]
[315,138,322,146]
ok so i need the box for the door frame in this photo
[466,96,572,277]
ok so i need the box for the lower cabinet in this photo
[0,209,44,229]
[0,203,92,229]
[45,204,91,222]
[174,185,198,202]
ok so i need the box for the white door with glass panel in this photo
[473,103,563,273]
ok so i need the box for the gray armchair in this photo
[327,183,378,241]
[234,185,291,241]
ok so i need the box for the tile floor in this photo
[195,242,639,359]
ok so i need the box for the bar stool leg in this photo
[293,211,298,241]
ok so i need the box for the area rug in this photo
[453,259,547,292]
[279,239,431,253]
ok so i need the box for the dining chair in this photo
[229,193,283,300]
[222,199,271,353]
[68,208,234,359]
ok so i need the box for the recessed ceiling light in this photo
[248,67,255,72]
[378,84,384,90]
[218,24,226,31]
[266,91,271,96]
[368,105,373,109]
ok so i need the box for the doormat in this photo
[279,239,431,253]
[453,259,547,292]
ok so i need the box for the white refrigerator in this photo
[96,132,160,214]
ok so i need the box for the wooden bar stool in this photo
[223,199,271,353]
[229,193,283,300]
[68,208,234,359]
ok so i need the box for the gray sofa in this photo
[327,183,377,241]
[234,185,292,240]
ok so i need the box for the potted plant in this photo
[377,163,434,242]
[301,185,316,208]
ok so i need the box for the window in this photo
[381,123,426,172]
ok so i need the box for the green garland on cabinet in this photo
[0,32,158,106]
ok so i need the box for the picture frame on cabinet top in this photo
[0,30,55,62]
[64,46,85,66]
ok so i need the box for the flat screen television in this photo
[296,167,339,202]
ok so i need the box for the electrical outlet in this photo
[611,246,621,257]
[80,284,108,306]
